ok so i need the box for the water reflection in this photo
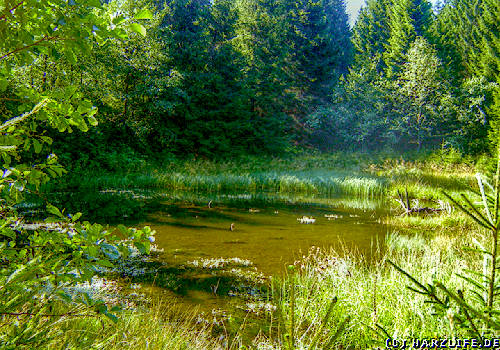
[144,192,389,276]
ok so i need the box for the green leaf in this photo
[65,49,77,64]
[41,136,53,145]
[105,311,119,323]
[33,139,42,153]
[77,120,89,132]
[46,168,57,177]
[71,212,82,222]
[134,241,147,255]
[101,243,121,260]
[18,249,27,259]
[88,114,98,126]
[112,28,128,40]
[134,9,153,20]
[96,259,114,268]
[129,23,146,37]
[0,228,16,239]
[87,0,102,7]
[112,15,126,25]
[0,78,7,92]
[47,204,64,218]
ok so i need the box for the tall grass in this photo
[261,232,480,348]
[12,233,477,349]
[386,211,475,235]
[4,300,223,350]
[47,170,388,199]
[45,152,480,204]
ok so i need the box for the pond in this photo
[126,192,390,320]
[145,193,389,276]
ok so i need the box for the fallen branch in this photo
[396,188,444,215]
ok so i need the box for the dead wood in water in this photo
[396,189,444,215]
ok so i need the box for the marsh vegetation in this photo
[11,152,499,348]
[1,0,499,348]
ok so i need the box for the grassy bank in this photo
[47,152,479,200]
[35,151,481,224]
[261,231,479,348]
[2,302,222,349]
[18,229,482,349]
[15,151,494,348]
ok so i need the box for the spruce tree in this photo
[352,0,392,71]
[480,0,500,147]
[383,0,433,77]
[323,0,352,76]
[429,1,466,84]
[284,0,351,100]
[439,0,499,148]
[232,0,292,151]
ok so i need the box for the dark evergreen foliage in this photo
[316,0,498,154]
[352,0,392,71]
[4,0,499,163]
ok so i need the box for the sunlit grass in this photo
[48,169,389,198]
[386,211,475,235]
[27,230,479,349]
[30,300,222,350]
[48,152,482,203]
[263,231,481,348]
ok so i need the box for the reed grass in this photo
[261,232,482,348]
[46,152,480,203]
[46,169,389,199]
[386,211,475,235]
[18,300,223,350]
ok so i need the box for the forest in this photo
[1,0,499,348]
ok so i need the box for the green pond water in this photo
[127,193,390,320]
[146,196,388,275]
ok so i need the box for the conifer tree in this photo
[352,0,392,71]
[284,0,351,100]
[383,0,433,77]
[232,0,292,150]
[323,0,352,75]
[429,1,466,84]
[159,0,273,155]
[437,0,499,147]
[435,0,498,84]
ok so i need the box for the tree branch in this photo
[0,98,48,132]
[0,36,59,61]
[0,1,24,22]
[0,98,25,102]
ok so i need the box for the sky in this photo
[346,0,439,26]
[346,0,366,26]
